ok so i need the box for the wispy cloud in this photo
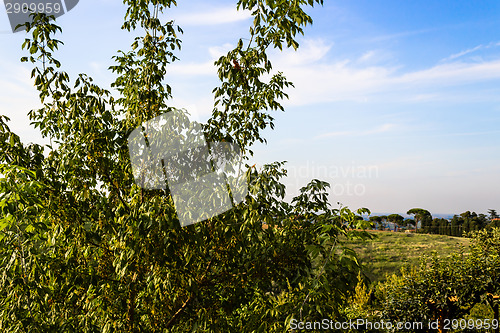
[424,130,500,138]
[357,50,377,63]
[208,43,235,59]
[0,61,45,144]
[270,38,500,105]
[167,43,235,76]
[315,123,396,139]
[173,6,252,26]
[368,28,437,43]
[444,45,484,61]
[168,96,215,118]
[140,35,500,114]
[396,60,500,84]
[441,41,500,62]
[0,62,38,106]
[163,37,500,108]
[279,38,332,66]
[168,60,216,76]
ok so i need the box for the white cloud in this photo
[368,28,437,43]
[160,37,500,110]
[89,61,105,75]
[97,36,500,119]
[208,43,234,59]
[0,61,45,144]
[168,95,214,119]
[444,44,484,62]
[423,129,500,138]
[397,60,500,85]
[441,41,500,62]
[173,6,252,26]
[358,50,376,63]
[278,58,397,104]
[168,60,216,76]
[278,138,304,145]
[316,123,396,139]
[279,38,332,66]
[269,38,500,105]
[166,43,234,77]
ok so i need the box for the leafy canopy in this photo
[0,2,373,332]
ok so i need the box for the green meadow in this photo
[343,231,471,284]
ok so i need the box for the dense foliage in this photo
[420,211,492,236]
[0,1,374,332]
[377,229,500,332]
[373,208,499,237]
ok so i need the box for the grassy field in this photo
[343,231,471,285]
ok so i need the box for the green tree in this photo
[456,211,487,234]
[369,215,382,230]
[379,215,388,230]
[488,209,499,221]
[429,218,450,235]
[0,2,373,332]
[407,208,431,232]
[387,214,404,230]
[401,218,413,228]
[450,214,463,237]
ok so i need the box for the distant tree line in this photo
[369,208,500,237]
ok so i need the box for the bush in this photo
[377,228,500,332]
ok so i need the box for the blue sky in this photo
[1,0,500,215]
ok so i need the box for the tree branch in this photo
[165,257,214,329]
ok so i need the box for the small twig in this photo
[299,238,337,321]
[165,257,214,329]
[104,173,130,212]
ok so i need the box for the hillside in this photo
[344,231,471,284]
